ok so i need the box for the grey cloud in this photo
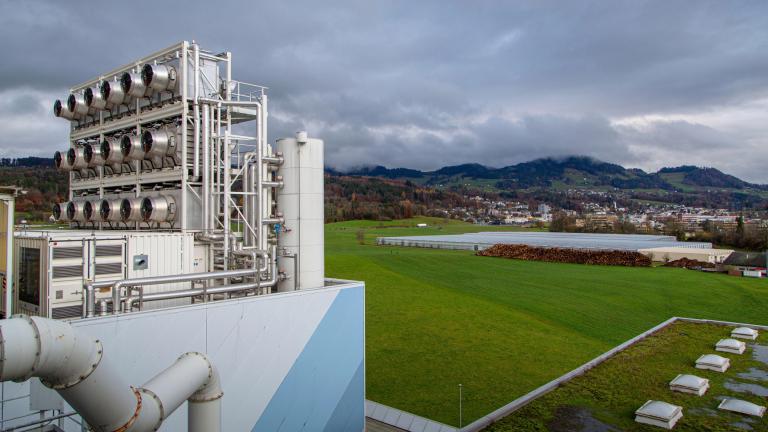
[1,0,767,181]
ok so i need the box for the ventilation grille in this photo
[53,247,82,260]
[95,262,123,276]
[52,265,82,279]
[95,245,122,257]
[52,305,82,319]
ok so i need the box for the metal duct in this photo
[67,147,88,170]
[120,72,151,98]
[100,80,130,106]
[53,99,78,120]
[67,93,92,117]
[0,316,222,432]
[100,137,125,166]
[83,201,95,221]
[54,150,73,171]
[83,143,105,167]
[141,127,177,158]
[99,199,123,222]
[52,202,68,221]
[141,64,177,92]
[120,198,143,222]
[66,201,88,222]
[140,195,176,223]
[120,135,145,161]
[84,86,112,110]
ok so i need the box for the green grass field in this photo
[324,217,768,426]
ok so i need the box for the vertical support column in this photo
[2,198,14,316]
[223,130,231,270]
[202,104,210,233]
[192,43,201,179]
[181,41,189,231]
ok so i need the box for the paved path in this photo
[365,400,457,432]
[367,417,408,431]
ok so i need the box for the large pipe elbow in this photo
[138,352,222,432]
[0,316,139,431]
[0,317,222,432]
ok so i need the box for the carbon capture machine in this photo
[0,41,365,432]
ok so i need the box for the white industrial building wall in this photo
[125,232,195,309]
[0,281,365,432]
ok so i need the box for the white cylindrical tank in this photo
[276,132,324,291]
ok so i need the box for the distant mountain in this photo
[329,156,768,210]
[334,156,766,192]
[657,165,764,190]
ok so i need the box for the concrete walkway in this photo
[365,400,457,432]
[366,417,407,431]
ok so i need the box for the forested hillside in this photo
[0,158,474,222]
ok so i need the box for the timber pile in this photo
[664,258,714,269]
[478,244,652,267]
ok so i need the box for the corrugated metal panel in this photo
[95,244,122,257]
[51,305,82,319]
[52,265,82,279]
[95,262,123,276]
[52,247,83,260]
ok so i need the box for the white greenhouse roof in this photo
[378,231,712,252]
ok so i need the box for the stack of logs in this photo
[478,244,652,267]
[664,258,714,269]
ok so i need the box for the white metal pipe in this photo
[0,316,137,431]
[84,268,261,317]
[193,43,201,178]
[140,352,221,432]
[180,41,189,231]
[0,317,222,432]
[211,105,219,233]
[249,163,257,247]
[256,103,265,252]
[137,259,278,303]
[202,104,210,231]
[243,154,251,247]
[4,198,13,316]
[223,130,231,270]
[262,94,269,252]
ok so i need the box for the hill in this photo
[339,156,768,210]
[0,158,474,223]
[3,156,767,222]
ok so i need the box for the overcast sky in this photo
[1,1,767,181]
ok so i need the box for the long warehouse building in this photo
[377,231,712,252]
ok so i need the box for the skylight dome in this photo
[669,374,709,396]
[695,354,730,372]
[635,400,683,429]
[718,398,765,417]
[715,338,746,355]
[731,327,759,340]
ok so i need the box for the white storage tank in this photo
[276,132,324,291]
